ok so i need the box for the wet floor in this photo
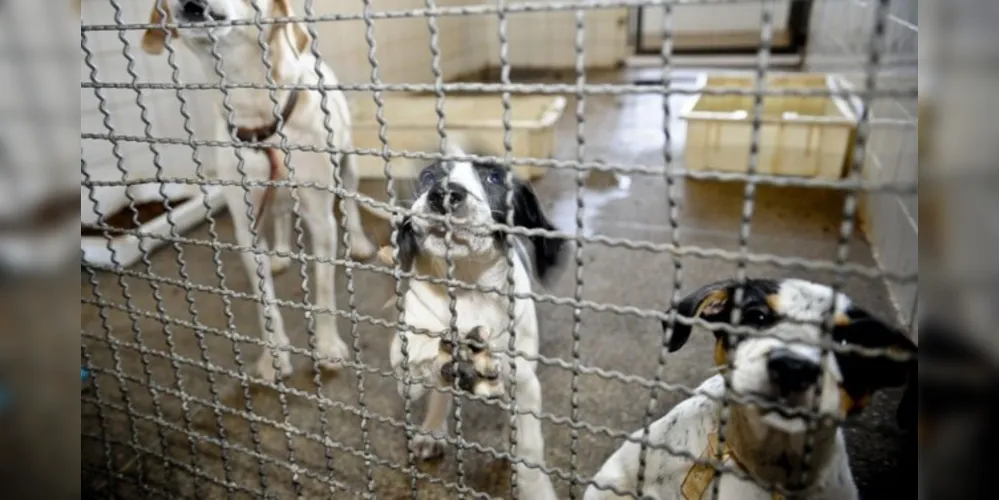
[81,70,913,499]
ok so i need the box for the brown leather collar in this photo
[232,90,302,143]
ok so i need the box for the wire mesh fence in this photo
[81,1,918,499]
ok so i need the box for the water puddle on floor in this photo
[548,169,633,237]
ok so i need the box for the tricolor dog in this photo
[584,278,917,500]
[383,143,564,500]
[141,0,378,380]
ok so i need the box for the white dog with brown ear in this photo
[383,143,565,500]
[141,0,378,380]
[584,278,918,500]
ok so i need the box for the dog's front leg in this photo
[221,185,293,380]
[509,357,557,500]
[412,387,452,460]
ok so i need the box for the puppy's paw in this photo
[412,433,446,461]
[437,326,505,399]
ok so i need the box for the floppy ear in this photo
[273,0,311,54]
[664,280,736,352]
[512,182,565,284]
[142,0,178,55]
[833,307,918,415]
[389,216,420,273]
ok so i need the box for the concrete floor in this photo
[81,72,913,499]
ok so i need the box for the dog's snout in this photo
[181,0,207,18]
[766,349,821,393]
[428,182,468,213]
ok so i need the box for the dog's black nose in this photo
[428,182,468,214]
[767,349,821,393]
[181,0,207,18]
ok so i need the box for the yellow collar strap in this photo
[681,432,785,500]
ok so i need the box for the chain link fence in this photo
[81,1,918,498]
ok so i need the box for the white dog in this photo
[383,144,565,500]
[141,0,378,380]
[584,278,918,500]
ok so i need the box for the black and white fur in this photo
[387,144,564,500]
[141,0,379,380]
[584,278,918,500]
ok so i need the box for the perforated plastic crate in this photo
[680,73,857,179]
[351,93,566,181]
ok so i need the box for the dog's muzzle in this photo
[178,0,226,22]
[766,349,821,395]
[427,182,469,216]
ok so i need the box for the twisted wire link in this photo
[79,2,918,497]
[80,133,919,192]
[80,301,117,492]
[355,1,421,495]
[81,203,916,283]
[81,303,861,444]
[496,1,520,497]
[82,78,919,103]
[800,0,894,491]
[82,432,264,497]
[79,1,892,33]
[635,2,679,496]
[89,258,915,363]
[712,2,776,498]
[82,349,817,500]
[204,23,271,495]
[246,1,304,495]
[420,1,468,492]
[152,0,236,492]
[567,6,588,499]
[81,28,155,493]
[109,0,209,491]
[300,1,365,494]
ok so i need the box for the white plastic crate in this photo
[680,73,857,179]
[351,93,566,180]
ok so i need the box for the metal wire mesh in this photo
[81,1,918,499]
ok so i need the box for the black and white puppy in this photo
[584,278,917,500]
[386,144,563,500]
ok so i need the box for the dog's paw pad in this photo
[412,434,446,461]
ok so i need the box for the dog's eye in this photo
[486,171,504,185]
[741,309,772,326]
[418,170,435,189]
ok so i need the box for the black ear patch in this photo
[508,181,565,284]
[390,216,421,273]
[666,280,736,352]
[833,307,918,413]
[664,278,780,352]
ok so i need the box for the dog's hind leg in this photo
[510,359,557,500]
[339,153,377,260]
[222,185,293,381]
[269,191,293,275]
[300,185,349,370]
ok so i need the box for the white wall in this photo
[638,1,792,48]
[805,0,918,328]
